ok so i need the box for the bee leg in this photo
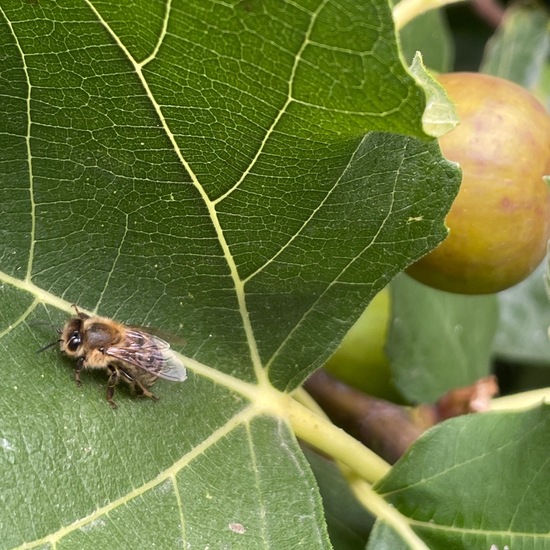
[74,357,84,388]
[118,369,158,402]
[132,378,159,401]
[106,366,119,409]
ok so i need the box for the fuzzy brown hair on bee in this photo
[47,305,187,409]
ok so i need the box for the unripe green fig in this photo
[324,288,402,401]
[407,72,550,294]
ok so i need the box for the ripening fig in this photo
[407,72,550,294]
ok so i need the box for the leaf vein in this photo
[0,7,36,283]
[13,405,259,550]
[85,0,266,386]
[264,136,403,381]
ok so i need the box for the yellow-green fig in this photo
[407,72,550,294]
[323,288,402,401]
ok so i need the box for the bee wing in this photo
[105,330,187,382]
[127,325,187,347]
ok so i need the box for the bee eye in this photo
[67,330,82,352]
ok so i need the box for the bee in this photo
[40,305,187,408]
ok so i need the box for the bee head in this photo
[36,305,90,355]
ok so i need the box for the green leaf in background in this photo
[0,0,459,547]
[366,522,411,550]
[399,9,454,74]
[493,262,550,365]
[305,448,373,550]
[388,274,499,402]
[373,404,550,548]
[481,5,550,92]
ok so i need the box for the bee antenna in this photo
[28,320,58,330]
[36,339,62,354]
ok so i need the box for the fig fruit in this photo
[323,288,402,401]
[407,72,550,294]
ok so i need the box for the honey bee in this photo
[41,305,187,408]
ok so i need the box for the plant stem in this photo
[287,389,428,546]
[393,0,468,30]
[347,472,430,549]
[282,392,391,484]
[490,388,550,410]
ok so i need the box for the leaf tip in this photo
[408,52,460,138]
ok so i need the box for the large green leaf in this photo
[0,0,459,547]
[373,404,550,548]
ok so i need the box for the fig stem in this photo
[289,387,391,483]
[393,0,467,30]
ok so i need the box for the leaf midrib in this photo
[82,0,338,389]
